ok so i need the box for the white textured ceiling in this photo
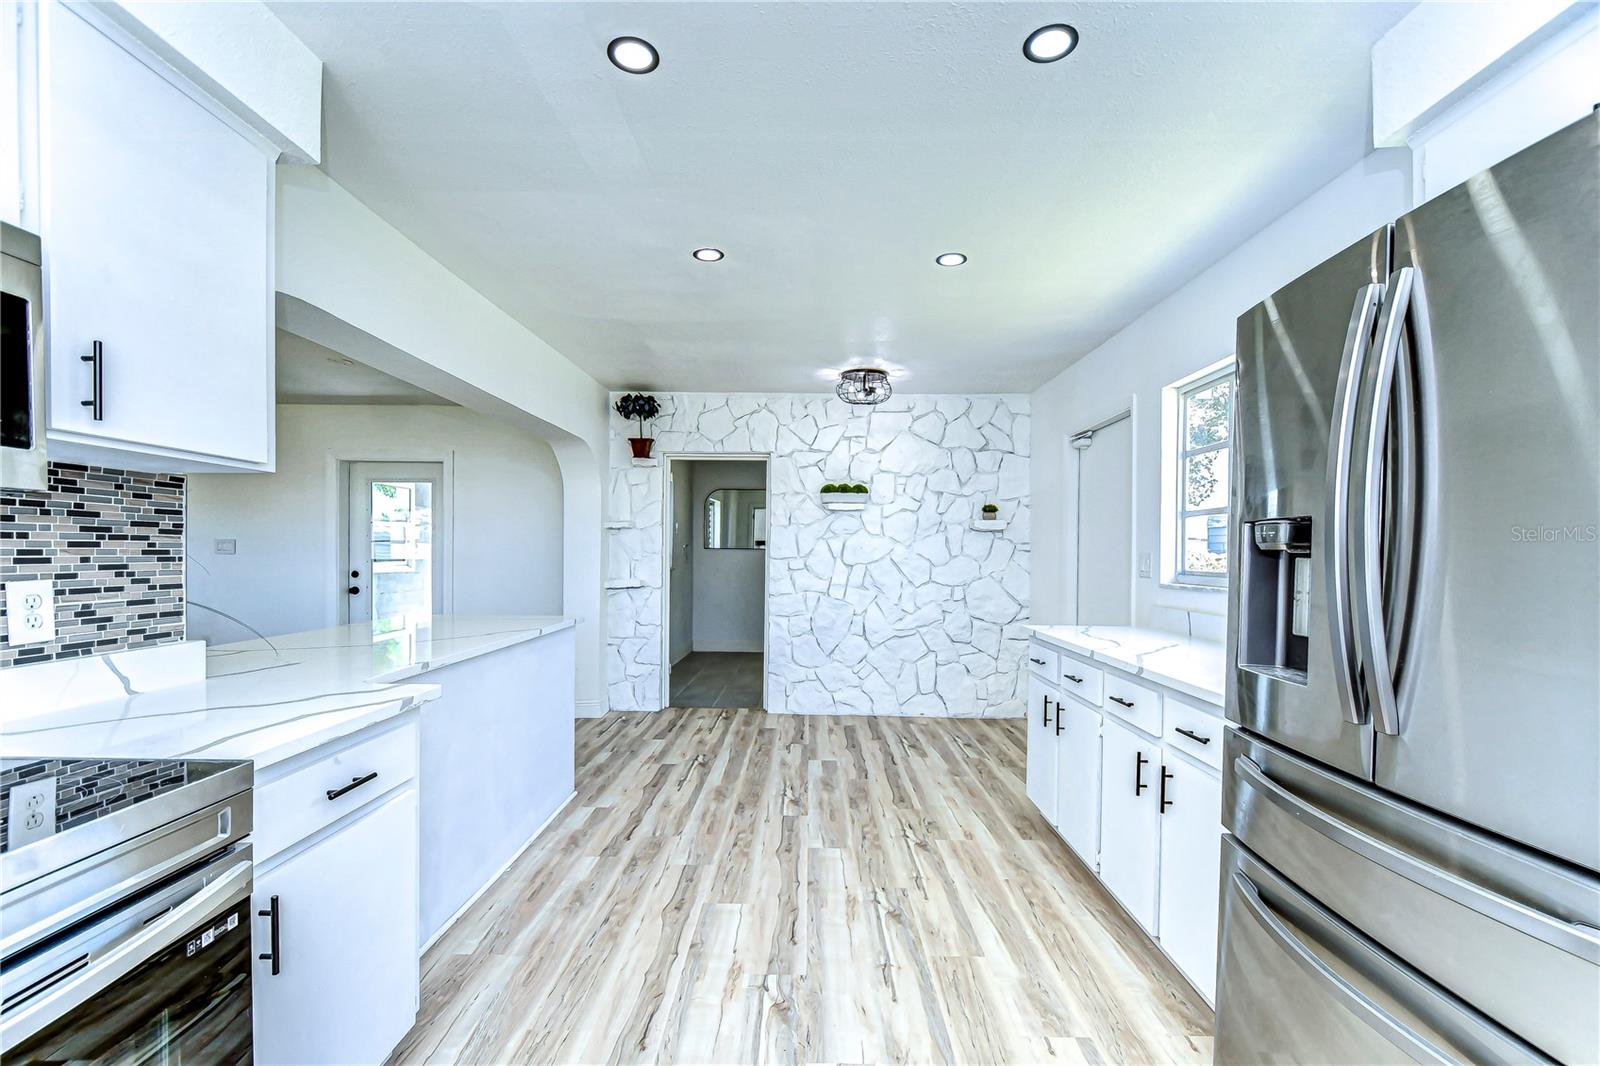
[270,1,1414,393]
[276,329,455,404]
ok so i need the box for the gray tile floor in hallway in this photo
[387,708,1213,1065]
[670,651,764,708]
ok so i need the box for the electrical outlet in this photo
[3,579,56,647]
[8,776,58,847]
[214,539,237,555]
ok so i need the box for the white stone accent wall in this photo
[606,393,1030,717]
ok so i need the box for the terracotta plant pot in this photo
[628,437,655,459]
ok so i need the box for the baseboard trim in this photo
[418,789,578,956]
[576,698,606,718]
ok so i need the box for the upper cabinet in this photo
[39,2,275,472]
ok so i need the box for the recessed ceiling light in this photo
[692,247,724,262]
[1023,24,1079,63]
[608,36,659,74]
[935,252,967,267]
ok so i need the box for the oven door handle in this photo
[0,861,252,1055]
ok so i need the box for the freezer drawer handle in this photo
[1325,282,1383,727]
[1234,755,1600,964]
[1228,871,1450,1063]
[1174,726,1211,745]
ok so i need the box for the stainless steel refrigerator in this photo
[1218,113,1599,1063]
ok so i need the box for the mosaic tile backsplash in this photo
[0,463,185,668]
[0,757,189,852]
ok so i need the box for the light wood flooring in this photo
[388,709,1213,1065]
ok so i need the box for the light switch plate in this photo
[8,776,58,847]
[1137,552,1153,578]
[4,579,56,646]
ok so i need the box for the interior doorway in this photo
[345,461,447,632]
[1071,412,1134,624]
[664,456,768,708]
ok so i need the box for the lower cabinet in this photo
[1052,695,1101,867]
[1025,675,1059,824]
[1157,752,1223,1002]
[254,787,420,1065]
[1098,715,1162,934]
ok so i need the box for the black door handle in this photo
[80,340,103,421]
[1159,766,1175,813]
[1134,752,1147,795]
[1175,726,1212,745]
[257,894,280,976]
[326,771,378,801]
[1109,696,1135,708]
[347,585,361,595]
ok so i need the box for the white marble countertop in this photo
[0,616,573,769]
[1026,624,1226,707]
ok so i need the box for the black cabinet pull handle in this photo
[1159,766,1175,813]
[80,340,103,421]
[1042,694,1052,727]
[1064,673,1084,684]
[1175,726,1212,745]
[1054,708,1065,736]
[1029,656,1047,666]
[1109,695,1135,708]
[1134,752,1147,795]
[326,771,378,801]
[257,894,280,976]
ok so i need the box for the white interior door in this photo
[347,462,445,630]
[1073,414,1133,624]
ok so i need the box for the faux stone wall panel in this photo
[607,393,1029,717]
[0,463,185,668]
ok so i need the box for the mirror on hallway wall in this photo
[704,488,767,549]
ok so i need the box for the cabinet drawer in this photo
[1163,697,1224,771]
[1103,673,1161,735]
[1058,655,1103,706]
[1025,643,1060,680]
[255,722,417,862]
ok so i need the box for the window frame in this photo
[1166,361,1236,589]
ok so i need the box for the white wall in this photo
[667,459,694,665]
[1030,152,1412,636]
[187,405,563,643]
[689,459,766,653]
[608,393,1031,717]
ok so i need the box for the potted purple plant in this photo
[614,393,662,459]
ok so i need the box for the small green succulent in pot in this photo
[849,483,869,494]
[614,393,661,458]
[821,483,840,494]
[981,503,999,518]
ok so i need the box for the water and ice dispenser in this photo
[1237,516,1312,683]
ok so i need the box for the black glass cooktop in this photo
[0,758,242,854]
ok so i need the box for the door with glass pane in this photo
[346,462,445,631]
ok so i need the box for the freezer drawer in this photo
[1216,837,1545,1064]
[1224,731,1599,1063]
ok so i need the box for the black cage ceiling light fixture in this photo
[837,367,893,405]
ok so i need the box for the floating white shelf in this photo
[603,520,632,529]
[820,491,869,511]
[630,457,658,467]
[604,578,645,590]
[970,519,1007,532]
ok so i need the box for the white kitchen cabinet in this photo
[1025,674,1059,823]
[254,787,419,1066]
[1157,751,1223,1002]
[1098,714,1161,934]
[1052,694,1101,868]
[40,2,275,472]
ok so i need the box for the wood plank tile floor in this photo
[388,709,1213,1066]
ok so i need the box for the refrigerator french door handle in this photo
[1354,268,1413,736]
[1234,755,1600,964]
[1325,282,1384,726]
[1228,870,1452,1064]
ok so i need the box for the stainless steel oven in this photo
[1,221,48,492]
[0,757,254,1064]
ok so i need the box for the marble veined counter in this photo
[1026,624,1226,707]
[0,615,574,769]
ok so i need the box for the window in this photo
[1166,362,1235,587]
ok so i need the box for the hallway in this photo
[669,651,763,709]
